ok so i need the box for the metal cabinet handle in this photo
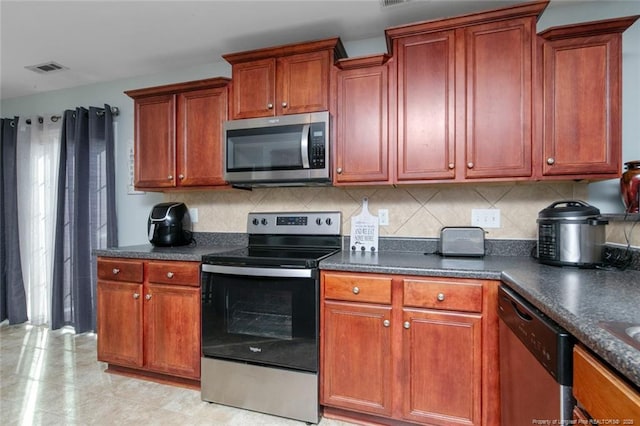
[547,158,555,165]
[448,163,455,169]
[178,174,184,180]
[336,167,343,174]
[133,293,140,299]
[166,272,174,279]
[145,294,152,301]
[168,175,173,180]
[267,103,274,109]
[112,268,120,275]
[437,293,445,302]
[403,321,410,329]
[467,162,474,169]
[352,286,360,295]
[383,320,390,327]
[281,102,288,108]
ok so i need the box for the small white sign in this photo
[350,198,379,252]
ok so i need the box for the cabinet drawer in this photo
[97,258,143,283]
[403,279,482,313]
[147,261,200,286]
[573,345,640,422]
[324,273,391,304]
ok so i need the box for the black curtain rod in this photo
[24,106,119,125]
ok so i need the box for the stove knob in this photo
[325,218,333,226]
[252,218,259,226]
[261,218,268,226]
[316,218,322,225]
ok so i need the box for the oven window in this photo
[227,287,292,340]
[201,272,318,372]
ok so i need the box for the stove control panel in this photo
[247,212,341,235]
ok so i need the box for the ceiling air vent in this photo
[380,0,411,8]
[25,61,69,74]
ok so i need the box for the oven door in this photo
[201,265,319,372]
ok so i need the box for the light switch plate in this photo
[189,208,199,223]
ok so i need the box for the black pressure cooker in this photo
[537,200,608,267]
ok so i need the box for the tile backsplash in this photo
[165,181,639,247]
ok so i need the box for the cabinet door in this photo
[97,281,143,367]
[277,50,331,115]
[231,58,276,119]
[401,308,482,426]
[134,94,176,188]
[396,31,456,181]
[463,17,533,179]
[322,300,392,417]
[542,34,621,177]
[335,64,389,184]
[177,87,228,186]
[144,283,201,379]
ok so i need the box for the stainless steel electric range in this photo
[200,211,341,424]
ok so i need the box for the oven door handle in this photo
[202,264,313,278]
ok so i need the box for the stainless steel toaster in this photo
[438,227,485,257]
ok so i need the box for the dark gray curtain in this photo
[51,105,117,332]
[0,117,28,324]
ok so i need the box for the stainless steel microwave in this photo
[223,111,330,186]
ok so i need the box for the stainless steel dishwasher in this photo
[498,285,574,424]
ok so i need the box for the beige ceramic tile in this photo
[166,183,601,240]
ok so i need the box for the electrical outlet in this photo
[189,208,199,223]
[471,208,500,228]
[378,209,389,226]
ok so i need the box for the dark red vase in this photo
[620,160,640,213]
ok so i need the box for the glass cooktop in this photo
[202,246,340,269]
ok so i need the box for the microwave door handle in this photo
[300,124,310,169]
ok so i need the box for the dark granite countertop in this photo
[320,251,640,389]
[94,244,243,262]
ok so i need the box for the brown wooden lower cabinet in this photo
[573,345,640,424]
[97,257,201,385]
[320,271,499,426]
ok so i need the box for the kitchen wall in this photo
[2,1,640,248]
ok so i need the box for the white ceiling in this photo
[1,0,569,100]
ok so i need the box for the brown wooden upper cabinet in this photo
[538,16,638,179]
[334,55,391,185]
[223,38,346,119]
[125,78,230,190]
[386,1,548,184]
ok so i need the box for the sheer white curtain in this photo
[16,115,62,325]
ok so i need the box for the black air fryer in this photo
[148,202,193,246]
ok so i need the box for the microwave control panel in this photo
[310,123,326,169]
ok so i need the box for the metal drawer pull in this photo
[267,103,274,109]
[437,293,445,302]
[547,158,555,165]
[168,175,173,180]
[403,321,410,329]
[112,268,120,275]
[383,320,390,327]
[352,286,360,295]
[145,294,152,301]
[282,102,288,108]
[133,293,140,299]
[166,272,174,279]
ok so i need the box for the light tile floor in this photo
[0,323,353,425]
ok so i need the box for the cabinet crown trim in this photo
[124,77,231,99]
[539,15,640,40]
[222,37,347,64]
[336,54,391,70]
